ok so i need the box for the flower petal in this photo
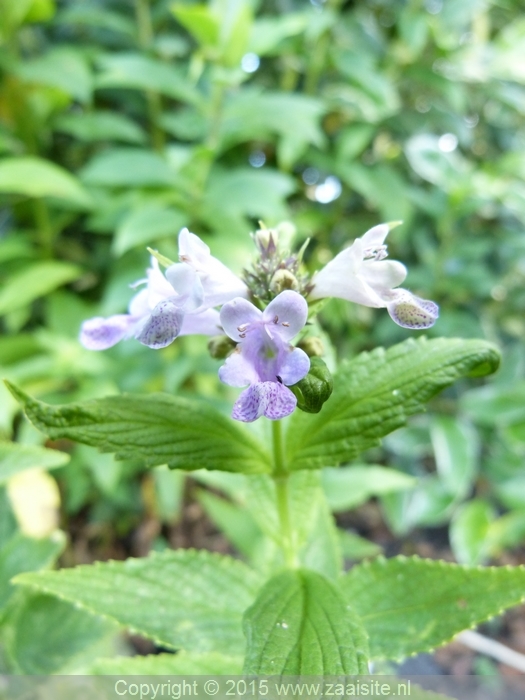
[220,297,262,341]
[219,348,259,387]
[263,290,308,341]
[80,315,135,350]
[135,298,185,349]
[360,259,407,294]
[231,381,297,422]
[310,266,385,306]
[165,263,204,312]
[146,257,177,305]
[279,347,310,385]
[361,223,390,248]
[263,382,297,420]
[178,227,210,268]
[180,308,221,336]
[387,289,439,329]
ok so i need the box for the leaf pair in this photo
[6,337,500,476]
[13,550,525,673]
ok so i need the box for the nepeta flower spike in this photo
[219,290,310,422]
[309,224,439,329]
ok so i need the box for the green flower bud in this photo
[270,269,299,293]
[208,335,236,359]
[289,357,333,414]
[297,336,324,357]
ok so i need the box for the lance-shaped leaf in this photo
[342,555,525,660]
[6,383,271,474]
[14,550,260,654]
[286,338,500,471]
[243,569,369,674]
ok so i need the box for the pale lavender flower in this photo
[80,228,247,350]
[309,224,439,329]
[219,291,310,422]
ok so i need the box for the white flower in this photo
[309,224,439,329]
[80,228,248,350]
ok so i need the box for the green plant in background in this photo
[1,0,525,676]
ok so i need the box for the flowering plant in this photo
[8,224,524,678]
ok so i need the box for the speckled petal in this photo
[231,383,266,422]
[263,290,308,341]
[387,289,439,329]
[135,298,184,349]
[263,382,297,420]
[80,315,135,350]
[220,298,262,341]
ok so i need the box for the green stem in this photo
[134,0,165,152]
[272,420,298,568]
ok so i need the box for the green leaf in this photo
[0,157,92,207]
[56,5,135,36]
[0,261,82,316]
[286,338,500,471]
[92,651,242,675]
[430,415,478,498]
[301,499,342,580]
[0,442,69,485]
[95,53,200,104]
[113,203,187,256]
[15,47,92,103]
[4,593,117,674]
[54,111,146,145]
[80,148,175,188]
[172,4,219,47]
[197,489,263,562]
[450,500,494,565]
[338,530,382,561]
[14,549,260,653]
[6,384,271,475]
[243,569,369,674]
[342,555,525,660]
[0,532,65,610]
[322,465,416,513]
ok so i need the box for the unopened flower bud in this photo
[297,336,324,357]
[254,228,278,256]
[270,269,299,294]
[208,334,236,359]
[289,357,333,414]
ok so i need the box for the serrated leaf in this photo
[0,157,92,207]
[0,531,65,610]
[0,261,82,316]
[92,651,242,675]
[322,465,416,512]
[4,593,117,674]
[286,338,500,471]
[14,549,260,653]
[0,443,69,485]
[243,569,369,674]
[6,384,271,474]
[95,53,200,104]
[341,555,525,660]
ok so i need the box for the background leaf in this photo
[0,443,69,485]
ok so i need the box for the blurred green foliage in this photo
[1,0,525,671]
